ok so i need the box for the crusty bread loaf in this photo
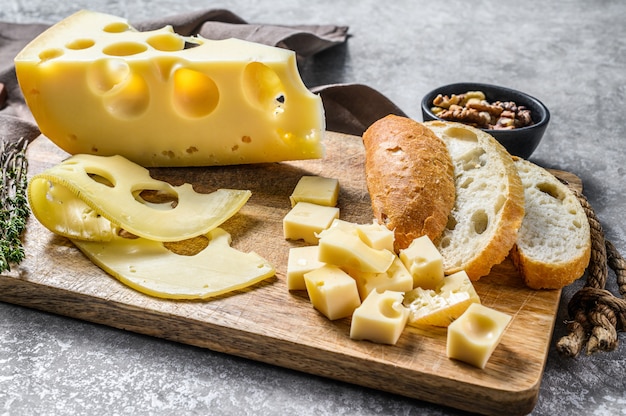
[424,120,525,281]
[510,157,591,289]
[362,115,456,252]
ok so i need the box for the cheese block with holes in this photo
[15,10,325,167]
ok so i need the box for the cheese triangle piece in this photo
[15,10,325,167]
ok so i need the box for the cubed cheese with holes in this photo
[27,153,251,242]
[344,257,413,300]
[350,290,409,345]
[304,265,361,320]
[283,202,339,244]
[289,176,339,207]
[317,226,395,273]
[447,303,512,369]
[14,10,325,167]
[286,245,325,291]
[403,270,480,327]
[399,235,444,290]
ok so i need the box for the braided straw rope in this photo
[556,188,626,357]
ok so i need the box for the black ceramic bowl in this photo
[421,82,550,159]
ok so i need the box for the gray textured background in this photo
[2,1,625,415]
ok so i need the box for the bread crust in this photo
[510,157,591,289]
[362,115,456,252]
[424,120,525,281]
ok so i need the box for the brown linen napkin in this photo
[0,8,406,147]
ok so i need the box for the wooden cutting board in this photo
[0,132,579,415]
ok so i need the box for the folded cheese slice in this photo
[28,154,275,299]
[15,10,325,167]
[28,153,251,242]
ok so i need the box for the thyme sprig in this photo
[0,136,30,273]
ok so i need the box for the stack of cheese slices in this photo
[363,115,591,290]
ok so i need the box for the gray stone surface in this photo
[1,0,625,414]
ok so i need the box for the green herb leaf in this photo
[0,136,30,273]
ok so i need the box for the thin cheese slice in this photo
[73,228,275,299]
[28,153,251,242]
[15,10,325,167]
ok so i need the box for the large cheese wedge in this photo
[28,153,251,242]
[15,10,325,167]
[73,228,275,299]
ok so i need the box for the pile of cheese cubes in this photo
[282,175,511,369]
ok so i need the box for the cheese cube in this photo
[355,222,395,252]
[286,245,325,291]
[350,290,409,345]
[345,257,413,300]
[404,270,480,327]
[317,227,395,273]
[14,10,324,167]
[304,265,361,320]
[290,176,339,207]
[447,303,512,369]
[399,235,444,289]
[326,219,395,252]
[283,202,339,244]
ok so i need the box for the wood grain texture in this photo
[0,132,574,415]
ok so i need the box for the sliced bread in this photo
[424,120,525,281]
[510,157,591,289]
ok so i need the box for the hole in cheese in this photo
[102,22,131,33]
[133,189,179,209]
[461,313,499,342]
[172,68,219,118]
[379,295,403,319]
[38,48,64,62]
[103,72,150,119]
[162,235,210,256]
[146,33,185,52]
[87,173,114,187]
[66,39,95,50]
[103,42,148,57]
[118,229,139,239]
[243,62,286,115]
[87,58,130,94]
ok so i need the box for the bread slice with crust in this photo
[509,157,591,289]
[424,120,525,281]
[362,115,456,252]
